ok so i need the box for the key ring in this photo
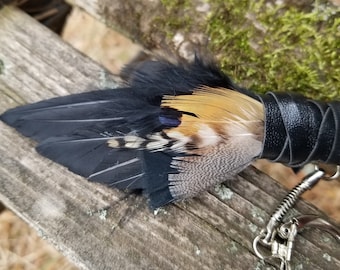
[254,169,325,247]
[314,164,340,180]
[253,220,298,270]
[252,164,340,269]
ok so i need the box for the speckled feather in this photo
[0,57,264,208]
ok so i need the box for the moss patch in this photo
[207,0,340,100]
[149,0,202,47]
[160,0,194,32]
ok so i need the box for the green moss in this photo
[207,0,340,100]
[148,0,197,43]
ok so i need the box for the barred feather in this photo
[0,57,264,208]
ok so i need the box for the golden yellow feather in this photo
[162,86,264,141]
[107,87,264,153]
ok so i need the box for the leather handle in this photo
[258,92,340,167]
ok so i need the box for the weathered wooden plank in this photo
[0,6,339,270]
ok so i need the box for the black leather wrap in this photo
[258,92,340,167]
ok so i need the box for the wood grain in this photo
[0,6,339,270]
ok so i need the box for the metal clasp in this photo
[253,166,334,270]
[314,164,340,181]
[253,220,298,269]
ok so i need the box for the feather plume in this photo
[1,58,264,208]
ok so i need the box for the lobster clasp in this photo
[253,220,298,270]
[253,166,327,269]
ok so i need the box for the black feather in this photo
[0,58,249,208]
[123,56,256,99]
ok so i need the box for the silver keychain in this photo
[253,164,340,269]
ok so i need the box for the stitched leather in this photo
[258,92,340,166]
